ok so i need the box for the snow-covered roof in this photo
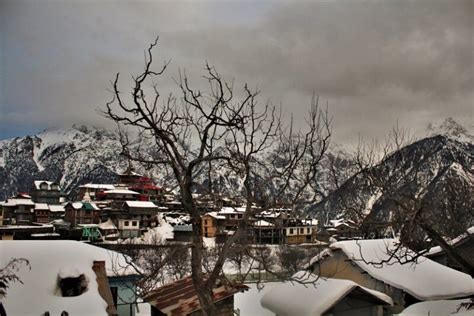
[49,204,65,213]
[34,180,60,190]
[205,211,226,220]
[34,203,49,210]
[125,201,158,208]
[79,183,116,190]
[398,298,472,316]
[219,206,246,214]
[258,210,281,218]
[0,240,138,315]
[254,220,274,227]
[331,239,474,300]
[99,219,118,230]
[104,189,139,195]
[1,198,35,206]
[261,271,393,316]
[301,218,318,226]
[69,201,99,210]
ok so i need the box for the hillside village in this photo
[1,0,473,314]
[0,166,472,316]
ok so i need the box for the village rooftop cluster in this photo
[0,171,472,316]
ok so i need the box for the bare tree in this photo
[104,37,331,315]
[0,258,30,298]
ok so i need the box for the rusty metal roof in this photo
[143,276,249,315]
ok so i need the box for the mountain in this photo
[308,118,474,238]
[0,124,354,201]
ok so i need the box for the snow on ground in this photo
[397,299,472,315]
[234,282,280,316]
[331,239,474,301]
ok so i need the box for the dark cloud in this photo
[0,0,472,144]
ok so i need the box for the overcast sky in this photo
[0,0,472,146]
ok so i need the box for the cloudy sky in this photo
[0,0,472,146]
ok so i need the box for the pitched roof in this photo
[79,183,116,190]
[34,180,60,190]
[125,201,158,208]
[261,271,392,316]
[143,276,248,315]
[104,189,139,195]
[330,239,474,300]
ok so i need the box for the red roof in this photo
[130,184,162,191]
[143,276,248,315]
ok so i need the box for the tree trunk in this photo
[182,178,218,316]
[420,223,474,276]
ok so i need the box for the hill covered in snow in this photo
[309,118,474,239]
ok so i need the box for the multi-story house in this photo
[64,201,100,227]
[31,180,62,204]
[0,193,36,224]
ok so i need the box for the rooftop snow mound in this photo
[261,271,393,316]
[0,240,139,315]
[330,239,474,301]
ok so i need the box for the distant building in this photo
[201,212,226,238]
[0,193,35,224]
[31,180,62,204]
[64,201,100,227]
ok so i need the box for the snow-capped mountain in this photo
[309,118,473,238]
[0,124,354,200]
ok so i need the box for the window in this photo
[307,228,311,234]
[299,228,304,234]
[124,220,129,227]
[132,221,138,226]
[289,228,294,235]
[59,274,88,297]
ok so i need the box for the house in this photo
[99,218,120,241]
[308,239,474,313]
[173,224,193,242]
[0,193,36,224]
[253,219,281,244]
[117,218,141,238]
[143,276,249,316]
[201,212,226,238]
[104,189,141,200]
[123,200,160,228]
[320,218,360,241]
[0,240,141,316]
[261,271,393,316]
[34,203,50,223]
[33,203,66,223]
[129,181,164,203]
[64,201,100,227]
[31,180,62,204]
[77,183,116,201]
[219,207,246,230]
[0,223,54,240]
[283,219,317,244]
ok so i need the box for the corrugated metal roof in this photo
[143,276,249,315]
